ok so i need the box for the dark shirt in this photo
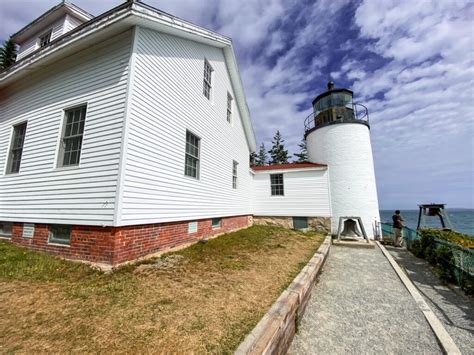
[392,214,404,229]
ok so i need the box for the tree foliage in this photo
[268,130,289,165]
[293,138,308,162]
[0,38,17,70]
[249,152,257,166]
[254,143,268,166]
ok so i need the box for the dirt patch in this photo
[0,225,324,353]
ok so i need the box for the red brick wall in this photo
[9,215,252,265]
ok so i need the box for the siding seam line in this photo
[113,26,139,227]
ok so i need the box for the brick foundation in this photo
[8,215,252,266]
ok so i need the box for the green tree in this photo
[268,130,289,164]
[0,37,17,70]
[255,143,268,166]
[249,152,257,166]
[293,138,308,162]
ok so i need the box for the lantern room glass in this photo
[313,92,353,116]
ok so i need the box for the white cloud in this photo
[349,0,474,208]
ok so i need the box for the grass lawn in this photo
[0,225,324,353]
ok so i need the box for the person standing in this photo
[392,210,405,247]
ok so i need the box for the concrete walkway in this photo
[289,245,442,354]
[387,246,474,355]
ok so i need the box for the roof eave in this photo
[252,167,327,174]
[11,2,94,43]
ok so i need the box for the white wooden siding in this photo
[0,30,132,225]
[16,16,68,61]
[252,169,331,217]
[118,27,252,225]
[64,14,85,33]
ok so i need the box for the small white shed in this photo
[251,163,332,231]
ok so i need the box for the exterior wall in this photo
[306,123,380,238]
[252,169,331,217]
[16,16,68,61]
[253,216,331,233]
[118,27,253,226]
[8,215,252,265]
[0,30,132,226]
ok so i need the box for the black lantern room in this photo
[304,81,369,136]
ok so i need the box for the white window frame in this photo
[270,173,284,196]
[227,92,233,123]
[232,160,238,189]
[57,104,87,168]
[6,121,27,174]
[48,224,72,246]
[38,30,52,48]
[203,59,213,100]
[184,130,201,179]
[212,218,222,229]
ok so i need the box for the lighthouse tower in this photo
[305,81,380,238]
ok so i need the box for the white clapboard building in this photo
[0,1,379,265]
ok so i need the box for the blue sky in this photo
[1,0,473,209]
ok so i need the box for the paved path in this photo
[387,246,474,355]
[289,245,442,354]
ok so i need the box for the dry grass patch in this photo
[0,225,324,353]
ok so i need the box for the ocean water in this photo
[380,209,474,236]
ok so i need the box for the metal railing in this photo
[304,103,369,133]
[380,222,473,293]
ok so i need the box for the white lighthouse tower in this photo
[305,81,380,238]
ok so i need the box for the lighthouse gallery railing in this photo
[304,103,370,133]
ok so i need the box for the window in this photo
[270,173,284,196]
[49,225,72,245]
[0,222,12,238]
[232,160,238,189]
[6,122,27,174]
[185,130,200,178]
[212,218,222,229]
[39,31,52,48]
[227,93,233,123]
[203,59,213,99]
[293,217,309,230]
[58,105,87,167]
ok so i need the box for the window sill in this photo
[0,235,12,240]
[183,174,200,181]
[48,241,71,248]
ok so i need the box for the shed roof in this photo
[251,162,327,172]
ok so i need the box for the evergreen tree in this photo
[0,38,17,70]
[293,138,308,162]
[255,143,268,166]
[249,152,257,166]
[268,130,289,164]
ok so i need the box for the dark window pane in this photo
[49,225,72,245]
[8,122,27,174]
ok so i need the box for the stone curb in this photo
[235,235,332,355]
[377,242,461,355]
